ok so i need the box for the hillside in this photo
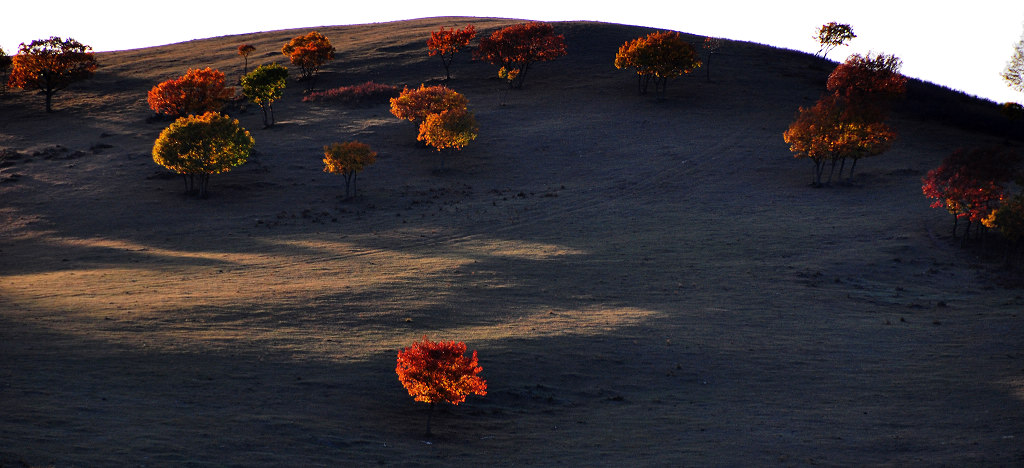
[2,17,1023,466]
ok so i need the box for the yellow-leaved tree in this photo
[152,112,254,198]
[322,141,377,199]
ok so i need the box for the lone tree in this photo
[147,67,235,118]
[615,31,701,96]
[702,36,723,82]
[281,31,335,90]
[389,84,468,124]
[418,108,478,169]
[427,25,476,80]
[152,112,255,198]
[322,141,377,199]
[237,44,256,75]
[815,22,856,59]
[0,48,11,94]
[396,337,487,436]
[241,63,288,127]
[7,36,98,112]
[1002,27,1024,95]
[475,22,566,89]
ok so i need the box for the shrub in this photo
[241,63,288,127]
[147,67,235,118]
[7,36,98,112]
[303,81,400,105]
[322,141,377,199]
[427,25,476,80]
[152,112,254,198]
[615,31,701,96]
[396,337,487,435]
[475,22,566,89]
[389,84,468,123]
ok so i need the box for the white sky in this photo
[3,1,1024,104]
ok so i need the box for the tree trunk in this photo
[425,402,435,436]
[44,89,54,113]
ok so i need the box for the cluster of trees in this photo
[922,147,1024,255]
[784,52,907,186]
[422,22,567,89]
[920,27,1024,260]
[389,84,478,168]
[614,31,701,96]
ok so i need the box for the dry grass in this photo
[2,17,1023,466]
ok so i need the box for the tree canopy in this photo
[815,22,856,59]
[147,67,235,118]
[427,25,476,80]
[7,36,98,112]
[615,31,701,95]
[152,112,254,198]
[475,22,566,89]
[281,31,335,87]
[241,63,288,127]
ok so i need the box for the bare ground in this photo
[2,17,1023,466]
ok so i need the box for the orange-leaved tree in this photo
[322,141,377,199]
[7,36,98,112]
[389,84,468,123]
[815,22,856,59]
[614,31,701,96]
[396,337,487,435]
[237,44,256,74]
[475,22,566,89]
[152,111,254,198]
[147,68,235,118]
[783,95,895,186]
[418,108,478,169]
[281,31,334,89]
[427,25,476,80]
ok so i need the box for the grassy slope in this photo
[1,17,1023,466]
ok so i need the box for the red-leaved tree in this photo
[396,337,487,435]
[827,53,907,121]
[427,25,476,80]
[922,147,1022,240]
[7,36,98,112]
[147,68,235,118]
[475,22,566,89]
